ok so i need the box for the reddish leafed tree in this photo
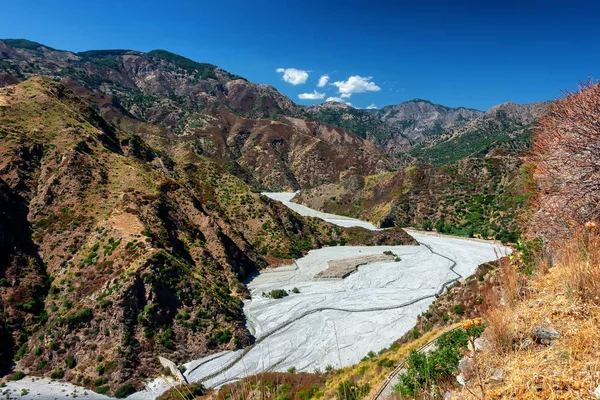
[528,79,600,241]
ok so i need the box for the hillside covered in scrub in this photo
[296,156,529,243]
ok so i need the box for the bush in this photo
[529,79,600,240]
[66,355,76,369]
[50,368,64,379]
[114,384,136,398]
[378,358,395,368]
[269,289,288,299]
[393,328,467,396]
[287,366,296,373]
[453,304,465,315]
[96,385,110,395]
[11,371,25,380]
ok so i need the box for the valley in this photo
[2,194,508,399]
[1,30,597,400]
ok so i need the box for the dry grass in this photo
[558,228,600,305]
[455,229,600,399]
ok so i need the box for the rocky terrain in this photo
[0,77,412,394]
[409,101,550,164]
[306,100,483,155]
[0,39,390,191]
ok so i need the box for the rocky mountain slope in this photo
[306,98,548,167]
[306,100,483,155]
[0,77,413,394]
[409,101,549,164]
[0,39,390,190]
[375,99,483,144]
[305,102,409,151]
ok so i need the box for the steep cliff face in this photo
[0,78,411,393]
[375,99,483,144]
[0,39,390,190]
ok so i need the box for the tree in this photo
[529,79,600,241]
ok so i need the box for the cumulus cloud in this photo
[298,90,325,100]
[276,67,309,85]
[332,75,381,98]
[366,104,378,109]
[317,74,330,87]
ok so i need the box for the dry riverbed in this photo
[3,192,510,399]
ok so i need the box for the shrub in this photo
[410,327,420,339]
[378,358,395,368]
[50,368,64,379]
[287,366,296,373]
[269,289,288,299]
[66,355,76,369]
[529,79,600,241]
[96,385,110,395]
[453,304,465,315]
[114,384,136,398]
[393,327,475,397]
[11,371,25,380]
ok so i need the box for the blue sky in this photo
[2,0,599,110]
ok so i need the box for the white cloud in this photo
[276,67,309,85]
[332,75,381,97]
[317,74,330,87]
[366,104,378,109]
[298,90,325,100]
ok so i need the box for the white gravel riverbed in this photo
[4,192,509,399]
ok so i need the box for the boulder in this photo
[532,326,560,345]
[490,368,504,382]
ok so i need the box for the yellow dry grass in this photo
[455,230,600,399]
[320,323,465,399]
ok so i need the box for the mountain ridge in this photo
[0,39,392,190]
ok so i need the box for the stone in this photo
[458,356,475,381]
[490,368,504,382]
[594,384,600,399]
[533,326,561,345]
[474,337,488,351]
[456,373,466,387]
